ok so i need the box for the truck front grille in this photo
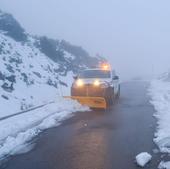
[71,84,105,97]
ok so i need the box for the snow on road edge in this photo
[158,161,170,169]
[149,80,170,168]
[148,80,170,153]
[0,97,89,161]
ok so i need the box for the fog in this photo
[1,0,170,80]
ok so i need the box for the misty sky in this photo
[1,0,170,79]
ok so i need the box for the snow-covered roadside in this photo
[149,79,170,168]
[159,161,170,169]
[149,80,170,153]
[0,97,89,161]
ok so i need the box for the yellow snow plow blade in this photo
[64,96,107,109]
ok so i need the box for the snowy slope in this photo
[0,33,62,117]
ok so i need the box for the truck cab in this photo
[71,64,120,108]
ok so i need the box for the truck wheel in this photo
[110,88,115,105]
[105,87,114,106]
[116,85,120,98]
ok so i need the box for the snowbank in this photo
[149,80,170,153]
[158,161,170,169]
[0,98,89,161]
[136,152,152,167]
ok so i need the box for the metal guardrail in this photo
[0,101,54,121]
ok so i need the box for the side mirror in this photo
[113,76,119,80]
[73,75,78,80]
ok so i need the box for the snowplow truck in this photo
[67,64,120,109]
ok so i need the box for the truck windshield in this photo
[79,70,111,78]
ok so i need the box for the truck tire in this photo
[116,85,120,98]
[110,87,115,105]
[105,87,114,106]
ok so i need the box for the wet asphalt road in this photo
[2,82,161,169]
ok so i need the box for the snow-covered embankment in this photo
[149,78,170,168]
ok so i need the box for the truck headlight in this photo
[93,80,100,87]
[75,79,84,87]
